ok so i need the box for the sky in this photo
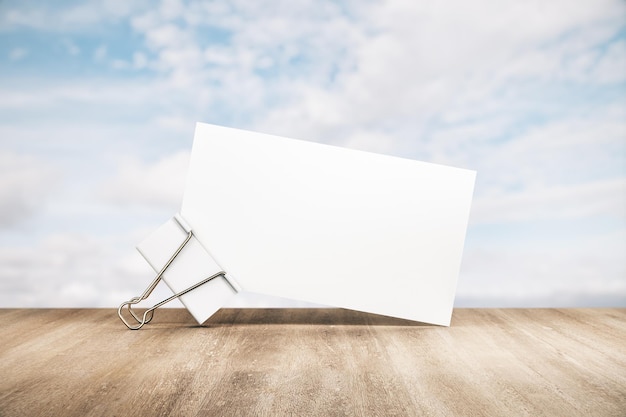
[0,0,625,310]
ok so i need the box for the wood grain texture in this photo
[0,308,624,417]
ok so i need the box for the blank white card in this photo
[141,123,476,326]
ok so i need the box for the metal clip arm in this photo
[117,222,226,330]
[118,270,226,330]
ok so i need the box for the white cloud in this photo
[457,230,626,306]
[590,39,626,84]
[470,178,626,225]
[63,39,81,56]
[132,51,148,69]
[0,152,61,228]
[154,115,194,132]
[0,78,176,114]
[425,111,626,200]
[0,0,147,32]
[93,44,107,61]
[255,0,625,147]
[111,58,129,69]
[8,47,28,61]
[0,230,166,308]
[99,151,190,208]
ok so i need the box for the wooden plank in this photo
[0,308,624,417]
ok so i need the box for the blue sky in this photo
[0,0,625,308]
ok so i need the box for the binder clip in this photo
[118,214,240,330]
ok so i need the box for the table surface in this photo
[0,308,624,417]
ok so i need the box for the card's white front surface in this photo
[180,123,475,326]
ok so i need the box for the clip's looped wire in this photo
[118,271,226,330]
[117,220,225,330]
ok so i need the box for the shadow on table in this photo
[200,308,432,327]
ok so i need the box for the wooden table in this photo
[0,308,624,416]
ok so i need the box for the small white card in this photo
[139,123,475,326]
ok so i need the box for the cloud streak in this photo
[99,151,190,208]
[0,151,61,228]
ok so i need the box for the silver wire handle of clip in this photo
[117,220,225,330]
